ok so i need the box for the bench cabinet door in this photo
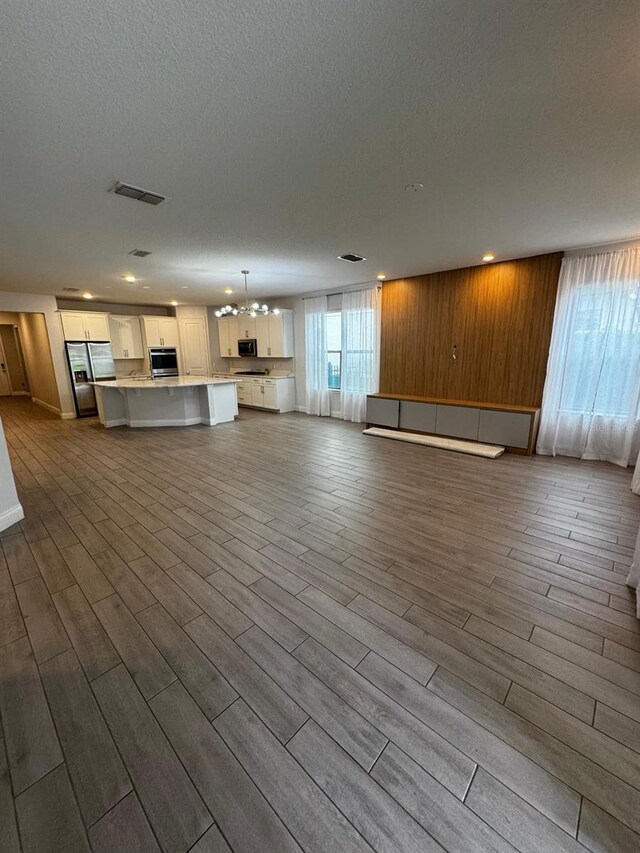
[478,410,531,448]
[399,401,437,433]
[366,397,399,428]
[435,405,480,440]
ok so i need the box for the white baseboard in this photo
[0,503,24,533]
[294,405,306,413]
[61,411,76,420]
[11,391,29,396]
[32,397,62,416]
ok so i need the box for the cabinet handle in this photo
[268,347,271,356]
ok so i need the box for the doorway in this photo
[0,324,30,396]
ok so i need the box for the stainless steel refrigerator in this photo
[65,341,116,417]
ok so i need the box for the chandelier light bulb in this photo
[215,270,280,318]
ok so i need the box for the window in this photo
[560,280,640,417]
[326,311,341,389]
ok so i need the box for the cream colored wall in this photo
[0,418,23,531]
[0,292,74,415]
[17,313,61,413]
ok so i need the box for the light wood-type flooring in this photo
[1,396,639,853]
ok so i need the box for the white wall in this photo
[0,292,74,416]
[0,418,23,532]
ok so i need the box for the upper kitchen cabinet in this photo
[217,310,293,358]
[109,315,144,359]
[237,316,256,340]
[140,316,180,348]
[217,317,239,358]
[60,311,111,341]
[255,311,294,357]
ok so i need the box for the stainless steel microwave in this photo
[238,338,257,357]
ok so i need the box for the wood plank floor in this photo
[1,396,639,853]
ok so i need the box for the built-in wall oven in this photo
[149,347,179,378]
[238,338,258,357]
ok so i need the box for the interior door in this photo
[0,339,11,395]
[179,317,209,375]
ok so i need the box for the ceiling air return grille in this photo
[128,249,152,257]
[338,253,366,263]
[109,181,165,206]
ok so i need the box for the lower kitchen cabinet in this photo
[214,375,295,413]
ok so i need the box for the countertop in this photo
[214,372,295,380]
[92,376,239,389]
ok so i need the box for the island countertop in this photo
[92,376,240,389]
[91,376,239,427]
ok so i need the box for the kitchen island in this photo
[92,376,239,428]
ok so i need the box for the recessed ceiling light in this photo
[482,252,495,262]
[405,183,424,192]
[83,292,93,300]
[181,286,188,289]
[170,300,178,306]
[123,275,136,282]
[377,274,386,280]
[142,285,150,289]
[224,288,233,294]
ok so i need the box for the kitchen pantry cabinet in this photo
[60,311,110,341]
[108,315,144,359]
[140,316,180,348]
[178,315,210,375]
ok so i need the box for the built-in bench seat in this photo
[366,393,540,454]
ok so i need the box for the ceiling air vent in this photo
[128,249,152,257]
[109,181,166,206]
[62,287,80,292]
[338,253,366,263]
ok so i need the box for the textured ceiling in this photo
[1,0,639,307]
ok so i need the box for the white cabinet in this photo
[255,311,294,357]
[60,311,110,341]
[267,312,293,357]
[109,315,143,359]
[141,317,180,348]
[238,316,256,340]
[255,315,270,356]
[236,376,295,412]
[218,311,293,359]
[178,316,210,375]
[217,317,239,358]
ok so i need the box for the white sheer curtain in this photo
[340,287,381,423]
[537,248,640,467]
[304,295,331,416]
[629,525,640,619]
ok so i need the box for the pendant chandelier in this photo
[214,270,279,318]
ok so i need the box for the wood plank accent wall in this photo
[379,252,562,408]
